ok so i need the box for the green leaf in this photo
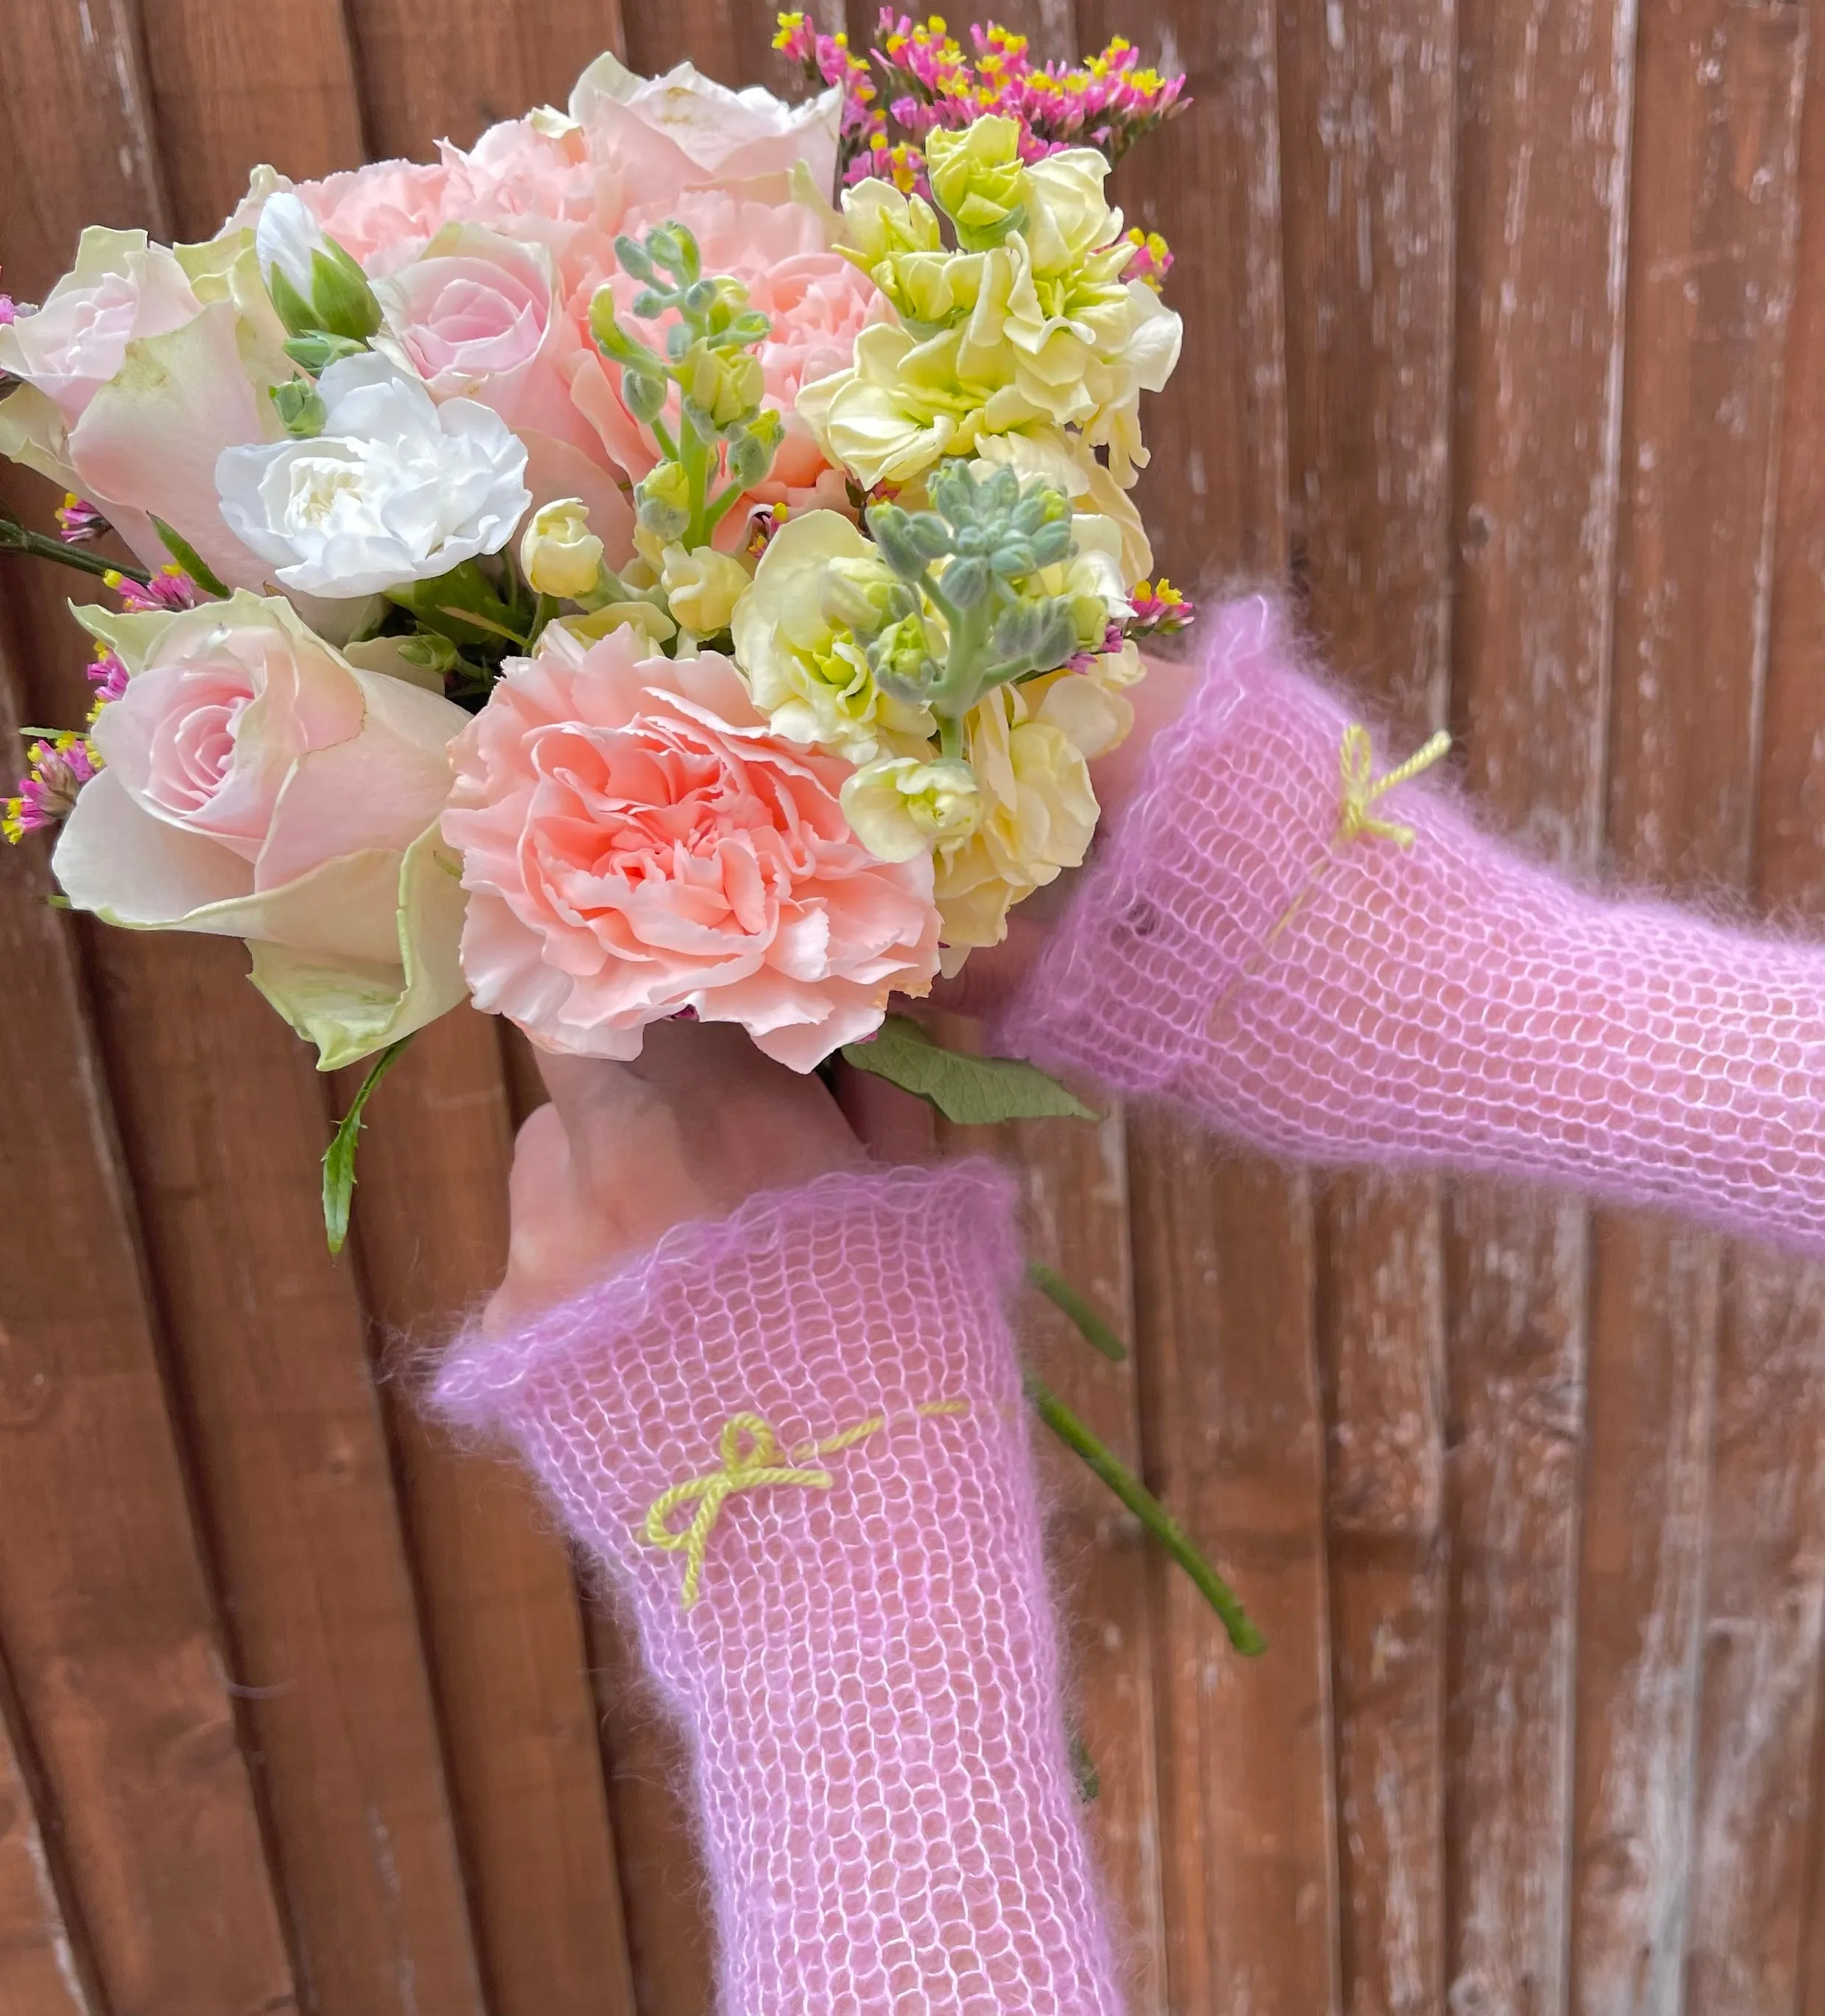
[1066,1726,1100,1804]
[1027,1261,1128,1362]
[1024,1367,1265,1657]
[321,1035,412,1255]
[149,517,228,598]
[840,1015,1096,1126]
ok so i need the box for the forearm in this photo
[1002,597,1825,1257]
[435,1160,1124,2016]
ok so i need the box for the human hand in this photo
[485,1021,863,1335]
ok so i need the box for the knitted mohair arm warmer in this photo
[999,596,1825,1259]
[434,1160,1125,2016]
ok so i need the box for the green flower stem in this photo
[1026,1261,1128,1363]
[0,512,152,585]
[650,415,679,463]
[699,475,748,540]
[1024,1367,1266,1657]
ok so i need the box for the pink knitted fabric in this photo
[434,1160,1123,2016]
[1001,596,1825,1258]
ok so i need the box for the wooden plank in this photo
[1275,3,1457,2006]
[0,1666,96,2016]
[343,1011,639,2016]
[1572,7,1809,2011]
[1446,1,1639,2009]
[0,7,302,2010]
[1077,3,1342,2009]
[1685,16,1825,2014]
[0,618,299,2016]
[136,0,363,231]
[333,8,642,2003]
[342,0,627,161]
[37,15,490,2010]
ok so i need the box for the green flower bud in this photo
[941,555,990,607]
[269,379,327,437]
[725,426,778,490]
[867,613,941,697]
[613,233,657,283]
[281,331,367,373]
[824,556,914,636]
[396,632,460,674]
[865,503,932,582]
[990,596,1077,675]
[636,461,692,542]
[622,370,669,423]
[683,340,763,428]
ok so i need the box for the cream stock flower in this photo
[731,509,934,762]
[800,124,1182,492]
[840,755,982,864]
[933,683,1099,951]
[521,496,604,597]
[660,543,753,634]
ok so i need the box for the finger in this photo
[927,914,1045,1022]
[831,1059,937,1163]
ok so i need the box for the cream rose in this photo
[52,593,471,1067]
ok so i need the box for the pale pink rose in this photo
[570,188,885,547]
[0,230,281,592]
[569,52,840,212]
[54,593,472,1067]
[443,626,938,1069]
[0,228,202,424]
[375,222,633,547]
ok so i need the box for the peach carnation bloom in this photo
[443,627,939,1070]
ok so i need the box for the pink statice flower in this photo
[56,493,108,543]
[1122,228,1174,290]
[4,732,99,843]
[1127,577,1196,637]
[87,648,130,705]
[107,565,200,613]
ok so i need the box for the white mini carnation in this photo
[254,191,332,297]
[216,353,530,598]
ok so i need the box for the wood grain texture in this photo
[34,11,488,2010]
[0,622,298,2016]
[0,1668,95,2016]
[1447,3,1639,2012]
[345,0,627,161]
[1085,5,1342,2010]
[1686,17,1825,2015]
[1573,9,1810,2013]
[343,1012,639,2016]
[1276,4,1457,2006]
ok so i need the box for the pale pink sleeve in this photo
[999,596,1825,1259]
[433,1160,1125,2016]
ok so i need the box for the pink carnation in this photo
[443,628,939,1070]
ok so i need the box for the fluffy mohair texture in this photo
[434,1160,1125,2016]
[1001,595,1825,1258]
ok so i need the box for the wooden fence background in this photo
[3,0,1824,2010]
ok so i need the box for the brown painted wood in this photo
[0,619,299,2016]
[1683,15,1825,2015]
[342,0,626,163]
[0,1667,96,2016]
[1447,2,1639,2012]
[20,9,492,2010]
[1276,4,1457,2006]
[343,1010,640,2016]
[1081,4,1343,2011]
[1574,10,1809,2014]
